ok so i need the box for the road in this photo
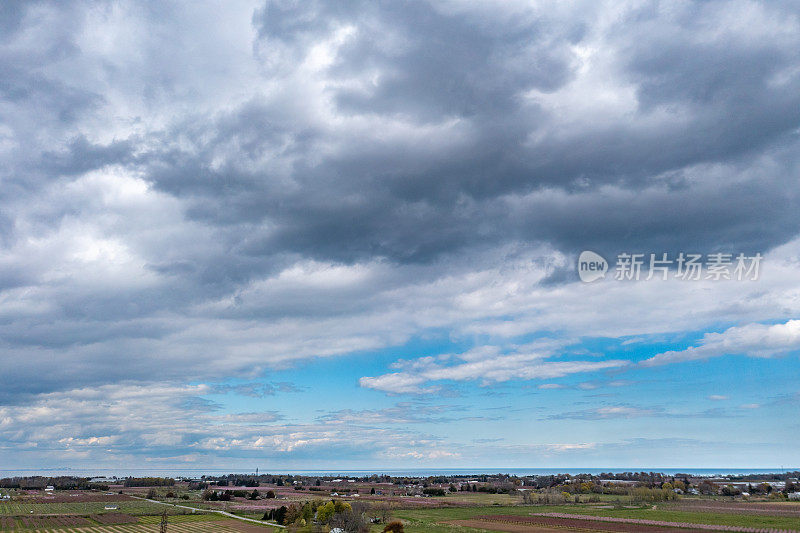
[130,495,286,529]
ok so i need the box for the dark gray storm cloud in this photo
[130,0,800,265]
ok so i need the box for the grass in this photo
[0,514,278,532]
[0,500,181,516]
[440,492,519,506]
[1,493,798,532]
[0,521,276,532]
[562,503,800,530]
[392,502,800,531]
[138,513,228,523]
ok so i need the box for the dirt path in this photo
[128,496,282,529]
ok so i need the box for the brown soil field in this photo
[92,512,138,524]
[16,514,93,528]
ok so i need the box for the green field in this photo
[0,520,274,533]
[138,513,227,524]
[0,513,277,532]
[0,500,183,516]
[1,489,799,533]
[439,492,519,506]
[391,502,800,531]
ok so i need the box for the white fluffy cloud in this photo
[360,341,629,394]
[641,319,800,367]
[0,383,457,467]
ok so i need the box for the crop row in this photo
[533,512,800,533]
[0,502,181,516]
[0,520,256,532]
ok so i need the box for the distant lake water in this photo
[0,467,794,478]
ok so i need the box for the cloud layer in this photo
[1,0,799,467]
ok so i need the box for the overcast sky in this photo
[1,0,799,471]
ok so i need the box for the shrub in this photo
[383,520,404,532]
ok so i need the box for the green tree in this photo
[333,500,351,513]
[316,501,335,523]
[274,506,288,525]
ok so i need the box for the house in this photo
[44,486,55,492]
[104,505,119,510]
[789,492,800,501]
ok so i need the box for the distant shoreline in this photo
[0,468,795,478]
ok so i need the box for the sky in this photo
[0,0,799,472]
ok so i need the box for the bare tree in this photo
[329,509,369,533]
[159,510,168,533]
[370,502,391,524]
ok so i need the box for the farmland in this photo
[394,503,800,532]
[0,489,279,532]
[0,518,272,533]
[0,500,178,517]
[1,473,800,532]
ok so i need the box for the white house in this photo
[44,486,55,492]
[789,492,800,501]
